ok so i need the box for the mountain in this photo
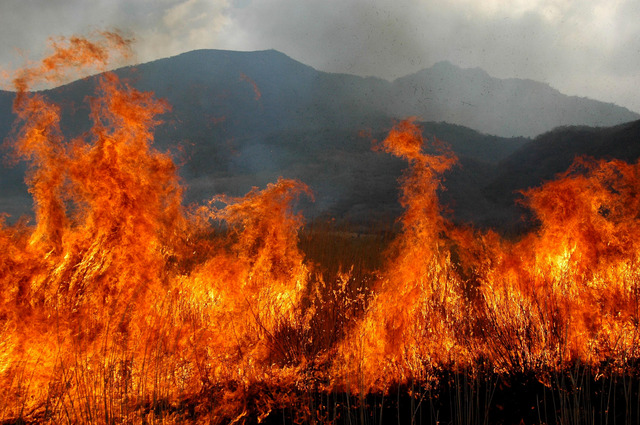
[388,61,639,138]
[1,49,638,231]
[486,119,640,209]
[0,50,527,226]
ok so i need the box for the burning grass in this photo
[2,33,640,424]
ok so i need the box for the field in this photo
[3,33,640,425]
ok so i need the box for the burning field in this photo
[3,33,640,425]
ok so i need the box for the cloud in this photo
[0,0,230,74]
[133,0,230,62]
[215,0,640,111]
[216,0,434,78]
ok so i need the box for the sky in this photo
[1,0,639,112]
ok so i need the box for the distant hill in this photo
[388,61,639,138]
[1,49,638,231]
[486,119,640,208]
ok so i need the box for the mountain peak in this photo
[428,61,489,77]
[389,61,638,137]
[132,48,310,75]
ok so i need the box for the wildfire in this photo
[2,32,640,424]
[1,33,311,422]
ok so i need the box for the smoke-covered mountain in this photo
[1,49,639,231]
[388,61,639,137]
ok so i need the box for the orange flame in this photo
[240,72,262,101]
[0,33,312,422]
[334,118,460,391]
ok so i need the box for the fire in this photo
[333,118,461,390]
[331,120,640,391]
[0,33,311,422]
[2,32,640,423]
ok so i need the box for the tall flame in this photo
[333,119,459,390]
[0,33,311,422]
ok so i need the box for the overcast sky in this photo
[2,0,639,112]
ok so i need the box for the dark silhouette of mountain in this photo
[486,119,640,206]
[0,90,29,219]
[0,50,528,225]
[1,49,638,231]
[388,61,639,138]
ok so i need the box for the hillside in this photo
[486,119,640,208]
[388,61,639,137]
[1,49,639,231]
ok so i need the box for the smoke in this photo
[219,0,640,112]
[2,0,640,110]
[0,0,231,88]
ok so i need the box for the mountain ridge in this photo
[4,49,637,137]
[388,59,638,137]
[1,48,639,232]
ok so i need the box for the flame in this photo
[332,119,640,391]
[2,33,640,423]
[333,118,460,390]
[0,34,311,422]
[240,72,262,101]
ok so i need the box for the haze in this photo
[1,0,639,113]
